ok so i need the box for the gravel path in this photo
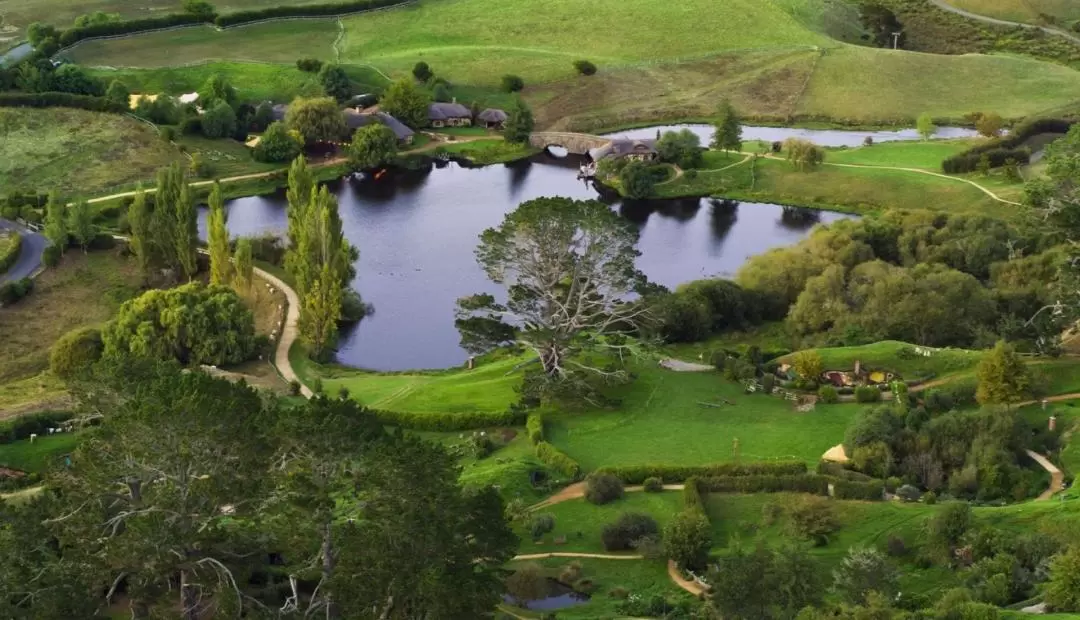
[1026,449,1065,500]
[928,0,1080,45]
[0,219,48,284]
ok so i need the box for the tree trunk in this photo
[321,522,340,620]
[540,343,561,376]
[180,570,199,620]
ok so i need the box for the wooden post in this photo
[1049,416,1057,432]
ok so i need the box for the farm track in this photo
[928,0,1080,45]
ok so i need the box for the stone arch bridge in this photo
[528,132,610,155]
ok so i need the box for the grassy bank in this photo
[0,432,82,473]
[438,139,540,164]
[776,341,984,380]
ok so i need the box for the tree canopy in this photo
[348,123,399,170]
[379,78,432,129]
[286,96,347,145]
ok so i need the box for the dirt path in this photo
[668,560,707,597]
[512,552,645,561]
[928,0,1080,45]
[1026,450,1065,500]
[530,482,685,510]
[659,359,714,372]
[1016,393,1080,408]
[250,266,311,398]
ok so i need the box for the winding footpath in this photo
[928,0,1080,46]
[0,219,48,285]
[249,266,312,398]
[1026,450,1065,500]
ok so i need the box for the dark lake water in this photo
[210,149,852,371]
[607,124,980,146]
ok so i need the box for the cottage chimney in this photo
[1050,416,1057,432]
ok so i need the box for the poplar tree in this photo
[43,192,68,253]
[67,200,95,252]
[174,181,198,281]
[300,263,343,359]
[207,182,231,285]
[711,99,742,152]
[127,188,153,279]
[233,238,253,292]
[285,156,315,282]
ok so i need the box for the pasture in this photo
[0,432,82,474]
[947,0,1080,25]
[0,107,180,197]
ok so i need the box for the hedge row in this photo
[370,407,526,431]
[698,474,830,495]
[595,460,808,484]
[59,13,212,46]
[214,0,409,27]
[535,441,581,480]
[0,232,21,276]
[682,476,706,513]
[831,478,885,501]
[526,412,544,444]
[941,117,1073,173]
[0,411,73,444]
[0,92,127,113]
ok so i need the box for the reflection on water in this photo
[210,152,852,370]
[605,123,981,147]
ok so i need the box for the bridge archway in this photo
[528,132,611,157]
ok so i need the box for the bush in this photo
[761,373,775,394]
[41,244,61,267]
[289,380,301,396]
[854,386,882,403]
[0,92,126,113]
[253,121,302,163]
[886,534,908,557]
[682,477,706,512]
[0,277,34,306]
[526,412,544,444]
[573,59,597,75]
[896,484,922,502]
[940,118,1071,173]
[699,474,830,495]
[642,476,664,493]
[585,472,624,505]
[664,510,711,570]
[370,407,527,431]
[818,385,839,404]
[0,411,74,444]
[831,479,885,500]
[785,495,839,545]
[214,0,409,27]
[529,513,555,539]
[535,441,581,479]
[501,74,525,93]
[595,461,807,484]
[924,491,938,505]
[296,58,324,73]
[0,232,21,274]
[49,326,104,379]
[601,512,659,551]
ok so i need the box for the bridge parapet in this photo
[529,132,611,155]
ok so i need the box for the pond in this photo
[606,124,980,147]
[0,43,33,67]
[212,153,852,371]
[502,578,591,611]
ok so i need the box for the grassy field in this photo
[777,341,985,381]
[503,556,691,619]
[796,46,1080,122]
[176,135,280,178]
[0,107,181,197]
[518,491,684,555]
[295,351,525,414]
[437,139,539,164]
[826,139,973,168]
[546,365,862,470]
[0,0,338,50]
[0,251,143,387]
[654,155,1017,218]
[948,0,1080,24]
[0,432,82,473]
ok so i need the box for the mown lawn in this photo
[175,135,279,178]
[296,351,527,414]
[437,139,539,164]
[503,556,691,619]
[777,341,985,381]
[518,491,685,555]
[0,432,82,474]
[0,107,181,197]
[826,140,973,169]
[546,365,862,470]
[0,251,143,386]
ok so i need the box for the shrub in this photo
[58,12,211,47]
[0,277,34,306]
[214,0,409,27]
[608,587,630,599]
[526,412,544,443]
[854,386,881,403]
[682,477,706,512]
[939,118,1071,174]
[49,326,104,379]
[529,513,555,539]
[0,411,74,444]
[885,476,902,493]
[642,476,664,493]
[296,58,324,73]
[585,472,624,505]
[699,474,830,495]
[761,373,775,394]
[505,562,549,603]
[501,74,525,92]
[924,491,938,505]
[886,535,908,557]
[818,385,839,404]
[0,92,126,113]
[664,510,711,570]
[601,512,659,551]
[785,495,839,545]
[573,59,597,75]
[559,560,582,584]
[41,244,61,267]
[535,441,581,479]
[595,461,807,484]
[289,380,301,396]
[0,232,21,274]
[831,479,885,501]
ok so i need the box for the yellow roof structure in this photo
[128,93,158,110]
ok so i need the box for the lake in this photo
[606,124,980,146]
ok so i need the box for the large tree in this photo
[319,63,352,102]
[455,197,652,401]
[206,182,231,285]
[379,77,432,129]
[196,73,236,108]
[711,99,742,151]
[300,263,344,359]
[975,340,1031,407]
[67,200,95,252]
[286,96,347,146]
[43,192,67,253]
[153,163,199,281]
[503,97,534,144]
[233,237,254,292]
[348,123,398,170]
